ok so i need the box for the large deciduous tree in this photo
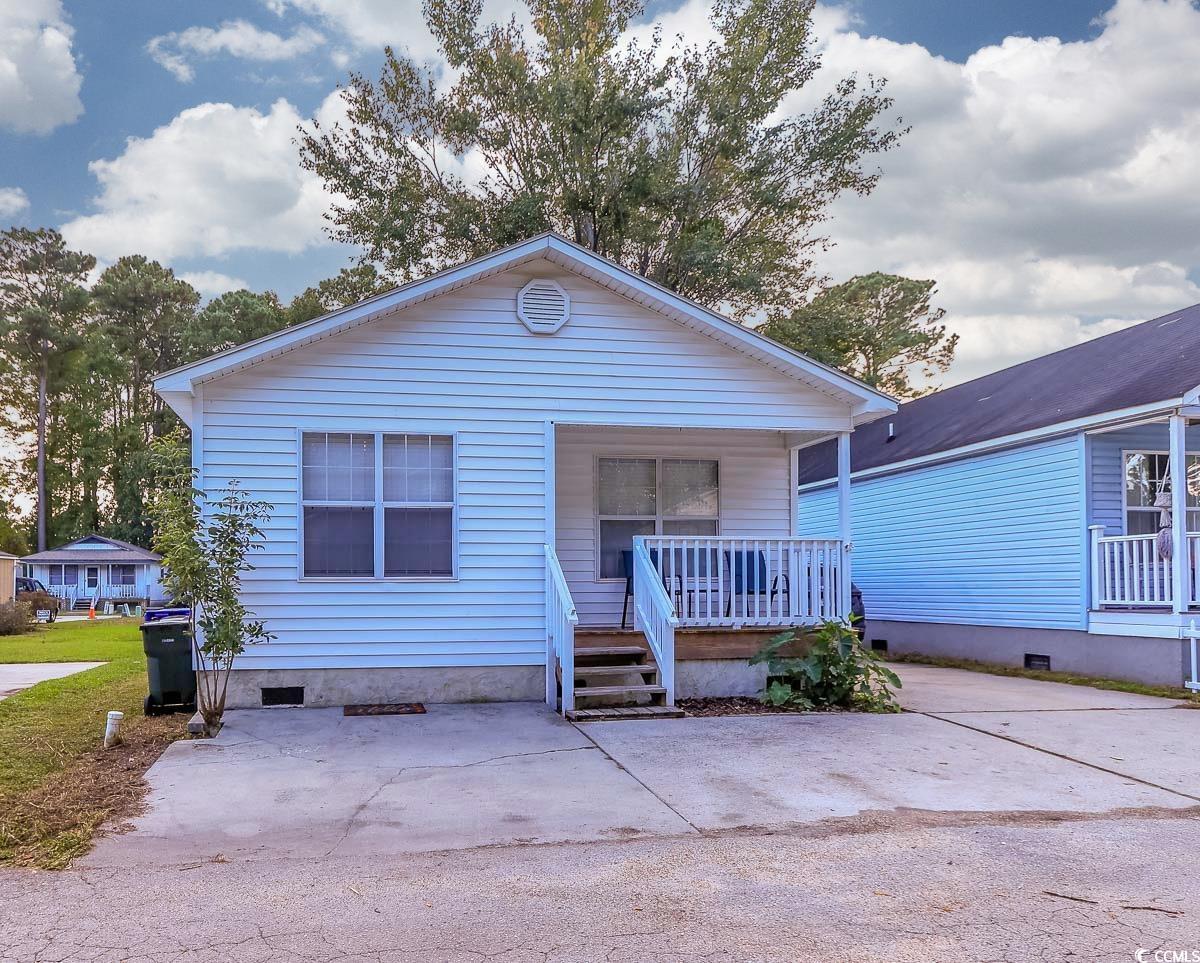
[299,0,902,319]
[761,272,956,398]
[0,228,95,550]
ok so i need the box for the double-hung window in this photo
[1123,450,1200,535]
[302,431,456,578]
[110,564,136,586]
[597,457,719,579]
[48,564,79,586]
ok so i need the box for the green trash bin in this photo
[141,617,197,715]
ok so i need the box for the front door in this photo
[85,566,99,591]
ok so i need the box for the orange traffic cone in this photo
[87,602,96,620]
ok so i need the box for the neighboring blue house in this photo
[21,534,165,611]
[797,305,1200,688]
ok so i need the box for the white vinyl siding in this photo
[199,265,847,670]
[556,426,792,626]
[798,436,1087,629]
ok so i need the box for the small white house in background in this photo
[21,534,165,610]
[797,305,1200,690]
[154,232,896,715]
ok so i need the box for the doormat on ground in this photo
[343,703,427,716]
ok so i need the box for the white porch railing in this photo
[544,544,578,713]
[104,584,140,599]
[1088,526,1200,609]
[636,535,847,628]
[1090,529,1173,608]
[46,585,78,606]
[632,539,678,706]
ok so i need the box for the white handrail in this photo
[639,535,846,627]
[544,544,578,713]
[632,538,679,706]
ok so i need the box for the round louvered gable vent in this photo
[517,279,571,334]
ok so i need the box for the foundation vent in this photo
[261,685,305,706]
[1023,653,1051,671]
[517,279,571,334]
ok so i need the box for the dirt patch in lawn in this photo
[0,713,185,869]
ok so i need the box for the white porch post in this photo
[544,420,557,708]
[1170,413,1188,613]
[837,431,852,619]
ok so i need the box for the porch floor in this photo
[576,626,807,661]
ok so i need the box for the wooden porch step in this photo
[573,684,666,699]
[574,663,657,678]
[574,645,648,660]
[567,705,684,722]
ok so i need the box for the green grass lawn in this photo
[0,619,184,868]
[0,617,142,663]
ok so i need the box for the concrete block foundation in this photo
[224,665,544,709]
[866,620,1188,688]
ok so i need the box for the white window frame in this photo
[1120,448,1200,536]
[594,454,721,581]
[297,429,459,582]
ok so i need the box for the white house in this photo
[22,534,165,610]
[154,234,896,717]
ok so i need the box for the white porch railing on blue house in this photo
[1089,526,1200,609]
[634,535,847,628]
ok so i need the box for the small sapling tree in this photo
[149,431,272,732]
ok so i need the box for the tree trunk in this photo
[37,356,47,552]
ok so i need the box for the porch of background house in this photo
[38,562,159,611]
[1086,411,1200,691]
[544,424,853,719]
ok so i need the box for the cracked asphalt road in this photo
[2,666,1198,961]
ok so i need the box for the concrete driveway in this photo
[84,664,1200,869]
[0,661,105,700]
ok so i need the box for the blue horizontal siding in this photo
[798,436,1087,629]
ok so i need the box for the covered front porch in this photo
[1086,409,1200,689]
[544,423,854,716]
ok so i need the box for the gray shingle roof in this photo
[22,534,161,564]
[796,303,1200,485]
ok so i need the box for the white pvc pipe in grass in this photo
[103,710,124,749]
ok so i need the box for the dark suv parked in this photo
[15,576,59,622]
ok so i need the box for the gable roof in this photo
[796,303,1200,485]
[154,233,896,427]
[22,533,161,564]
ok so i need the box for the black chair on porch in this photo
[723,549,789,617]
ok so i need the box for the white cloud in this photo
[61,98,333,262]
[0,0,83,134]
[179,270,250,299]
[794,0,1200,385]
[264,0,526,59]
[0,187,30,219]
[148,20,325,83]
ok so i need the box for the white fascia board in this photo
[797,396,1186,493]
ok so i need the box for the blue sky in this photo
[3,0,1199,383]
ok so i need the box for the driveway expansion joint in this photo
[916,709,1200,804]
